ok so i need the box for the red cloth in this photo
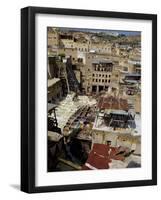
[83,144,110,169]
[82,143,125,170]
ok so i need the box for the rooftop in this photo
[48,131,63,142]
[92,59,113,65]
[124,80,139,84]
[125,73,141,77]
[105,109,128,115]
[48,103,57,112]
[48,78,60,87]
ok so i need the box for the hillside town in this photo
[47,27,141,172]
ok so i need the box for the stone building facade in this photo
[47,28,141,96]
[90,59,113,93]
[48,78,63,104]
[48,29,59,48]
[80,53,114,93]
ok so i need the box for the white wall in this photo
[0,0,160,199]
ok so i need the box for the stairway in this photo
[66,59,80,92]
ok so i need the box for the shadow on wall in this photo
[10,184,20,191]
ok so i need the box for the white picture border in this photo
[35,13,152,186]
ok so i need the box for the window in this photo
[106,140,111,145]
[93,74,95,77]
[105,79,107,83]
[109,75,111,78]
[99,79,101,82]
[93,79,95,82]
[102,79,104,82]
[99,74,101,77]
[108,80,111,83]
[123,67,128,71]
[96,79,98,82]
[102,74,104,77]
